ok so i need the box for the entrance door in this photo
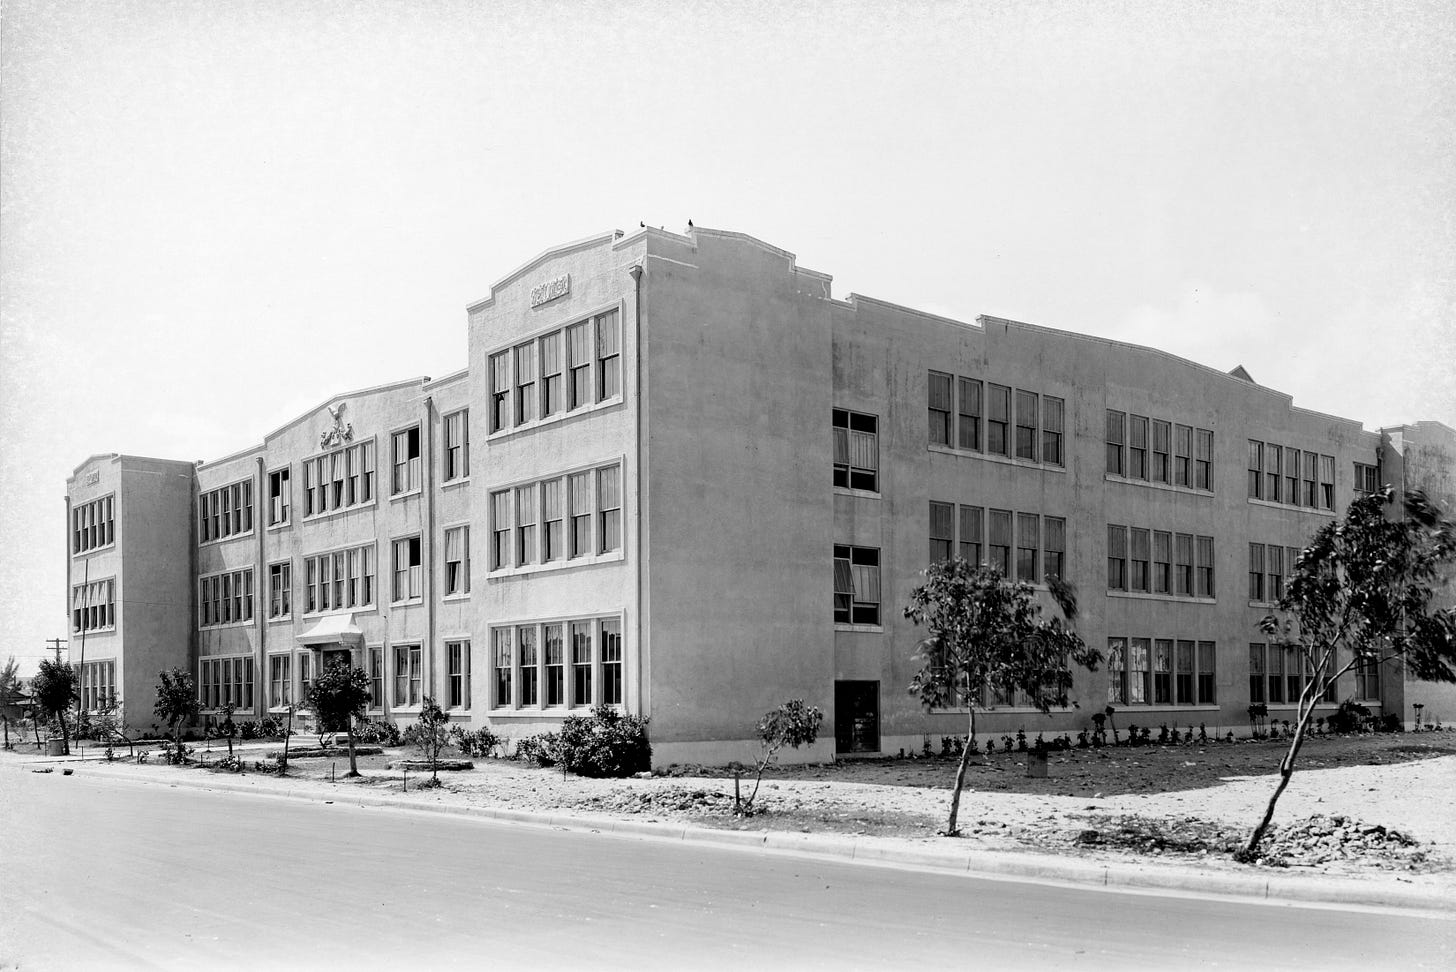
[834,680,880,754]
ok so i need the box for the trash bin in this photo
[1026,749,1048,778]
[45,738,65,757]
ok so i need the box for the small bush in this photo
[515,732,561,767]
[1377,713,1403,733]
[1326,701,1370,734]
[353,720,402,746]
[449,725,501,758]
[558,705,651,778]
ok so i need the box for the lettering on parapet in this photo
[84,470,101,487]
[530,273,571,308]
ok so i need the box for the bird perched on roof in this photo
[688,219,694,228]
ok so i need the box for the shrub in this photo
[1377,712,1403,733]
[1326,701,1370,734]
[515,732,561,767]
[557,705,651,778]
[449,725,501,758]
[353,720,402,746]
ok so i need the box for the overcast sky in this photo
[2,0,1453,674]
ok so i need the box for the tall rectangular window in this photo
[270,655,291,707]
[927,371,952,445]
[1148,419,1171,483]
[542,480,563,562]
[597,465,622,553]
[1285,447,1301,506]
[571,621,593,705]
[596,309,621,401]
[392,427,421,495]
[1266,444,1282,502]
[1175,533,1194,596]
[1354,462,1379,494]
[1128,415,1148,480]
[1041,396,1064,466]
[447,640,470,710]
[1267,545,1284,601]
[72,494,116,553]
[516,486,537,566]
[1249,543,1266,601]
[929,501,954,564]
[1267,645,1284,704]
[491,491,511,569]
[1286,646,1303,704]
[1303,451,1318,508]
[1105,410,1126,475]
[986,384,1011,457]
[1355,657,1380,701]
[833,545,881,625]
[988,510,1012,577]
[490,351,511,432]
[567,321,592,410]
[268,468,290,526]
[544,623,565,706]
[1129,528,1150,592]
[1014,390,1038,461]
[444,525,470,596]
[959,505,983,565]
[1197,641,1216,704]
[519,626,539,707]
[1195,429,1213,490]
[1175,640,1195,705]
[369,647,383,710]
[1107,639,1127,705]
[600,619,622,705]
[515,344,537,425]
[1247,440,1264,499]
[1043,517,1065,581]
[1174,425,1193,487]
[268,562,291,619]
[444,410,470,481]
[1129,638,1151,704]
[569,471,593,558]
[833,410,879,491]
[1153,639,1172,704]
[1196,536,1215,598]
[540,332,563,419]
[1319,454,1335,510]
[392,536,422,602]
[493,629,513,707]
[1107,524,1127,591]
[1249,644,1265,704]
[958,378,982,451]
[298,651,312,707]
[1016,512,1039,583]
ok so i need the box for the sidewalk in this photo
[7,749,1452,919]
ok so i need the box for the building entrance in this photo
[834,680,880,754]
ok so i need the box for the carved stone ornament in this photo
[320,402,355,449]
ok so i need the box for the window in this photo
[490,491,511,569]
[1016,512,1039,583]
[1153,639,1172,704]
[1249,543,1266,601]
[1266,445,1282,502]
[1195,536,1215,598]
[1128,415,1148,480]
[493,629,513,707]
[519,626,539,707]
[1107,525,1127,591]
[199,656,253,711]
[542,480,563,562]
[544,623,565,706]
[268,468,290,526]
[1152,531,1171,594]
[444,410,470,481]
[540,332,563,418]
[1267,645,1284,704]
[1248,644,1265,704]
[1176,640,1195,705]
[571,621,593,704]
[1174,425,1193,488]
[198,480,253,543]
[490,351,511,432]
[929,501,954,563]
[1129,638,1150,704]
[1174,534,1194,596]
[1044,517,1066,581]
[597,309,621,400]
[298,651,312,707]
[444,525,470,596]
[1304,451,1318,508]
[601,619,623,705]
[1041,397,1064,467]
[833,545,881,625]
[1105,410,1125,475]
[1284,447,1300,506]
[1247,440,1264,499]
[72,494,115,553]
[959,505,983,565]
[988,510,1012,577]
[1151,420,1171,483]
[958,379,982,451]
[270,655,292,707]
[268,562,291,619]
[391,427,421,495]
[80,660,116,711]
[569,472,593,557]
[1319,455,1335,510]
[927,371,952,445]
[1267,545,1284,601]
[1195,429,1213,490]
[1285,646,1302,704]
[1129,528,1150,593]
[1355,656,1380,701]
[515,344,537,426]
[597,465,622,553]
[514,486,537,566]
[833,409,879,490]
[302,441,373,517]
[394,644,422,707]
[198,570,253,627]
[986,385,1011,457]
[567,321,592,410]
[1014,390,1038,461]
[1107,639,1126,705]
[1197,641,1216,704]
[1354,462,1379,494]
[369,647,383,709]
[71,578,116,632]
[392,536,422,602]
[303,544,373,613]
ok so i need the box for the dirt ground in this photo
[22,729,1456,884]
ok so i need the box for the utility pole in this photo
[46,638,68,664]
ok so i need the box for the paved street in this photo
[2,767,1451,970]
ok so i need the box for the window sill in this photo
[490,550,625,578]
[833,487,882,500]
[441,477,470,491]
[300,606,377,619]
[1107,704,1221,712]
[72,543,118,558]
[199,531,257,548]
[390,488,424,503]
[1104,474,1212,497]
[390,598,424,608]
[1106,591,1216,605]
[301,500,378,524]
[267,522,291,533]
[442,592,471,603]
[834,623,884,633]
[928,443,1066,473]
[489,705,607,717]
[485,396,625,442]
[199,621,255,631]
[267,615,293,625]
[73,628,116,636]
[1247,497,1334,516]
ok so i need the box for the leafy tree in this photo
[738,699,823,815]
[1,655,22,750]
[153,668,200,755]
[905,561,1101,836]
[33,659,79,755]
[1238,487,1456,860]
[403,696,451,785]
[305,663,372,777]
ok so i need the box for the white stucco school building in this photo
[64,225,1456,764]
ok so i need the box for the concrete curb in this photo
[12,760,1453,917]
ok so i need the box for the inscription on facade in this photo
[84,470,100,487]
[530,273,571,307]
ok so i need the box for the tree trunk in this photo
[58,710,70,755]
[1240,687,1320,859]
[945,707,978,836]
[280,708,294,773]
[347,722,359,777]
[743,743,778,814]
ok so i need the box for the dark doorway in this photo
[834,680,880,754]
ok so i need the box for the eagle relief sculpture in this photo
[320,402,354,449]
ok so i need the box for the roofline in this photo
[68,453,194,480]
[466,230,624,313]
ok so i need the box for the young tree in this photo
[1,655,22,750]
[738,699,823,815]
[905,561,1101,836]
[306,663,372,777]
[1238,487,1456,860]
[32,659,79,755]
[403,696,451,785]
[153,668,201,756]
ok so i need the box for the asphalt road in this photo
[1,768,1451,971]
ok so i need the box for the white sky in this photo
[2,0,1453,675]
